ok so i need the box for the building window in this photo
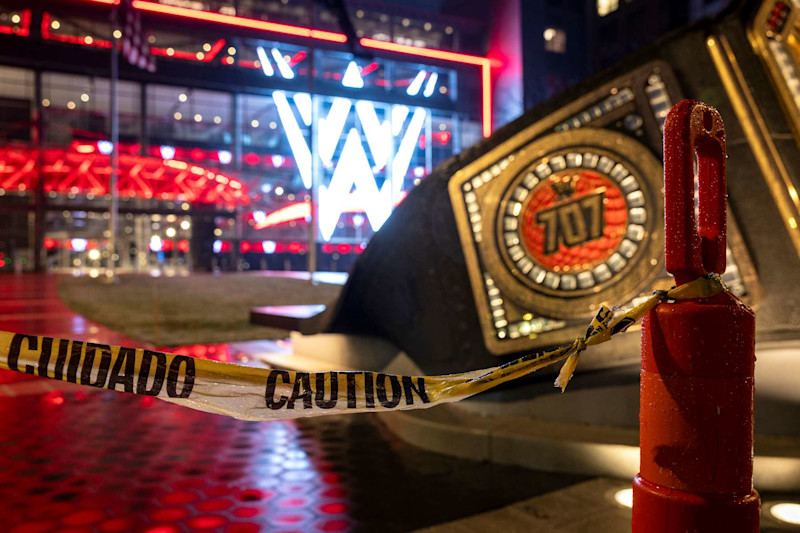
[239,91,307,203]
[0,66,34,144]
[41,73,141,146]
[543,28,567,53]
[597,0,620,17]
[146,85,233,169]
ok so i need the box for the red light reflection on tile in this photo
[316,519,351,532]
[149,509,189,522]
[43,391,64,405]
[319,502,347,515]
[186,515,227,529]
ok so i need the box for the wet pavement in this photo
[0,274,590,532]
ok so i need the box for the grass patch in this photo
[58,274,342,346]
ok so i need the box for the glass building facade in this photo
[0,1,487,273]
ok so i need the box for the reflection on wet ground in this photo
[0,274,587,532]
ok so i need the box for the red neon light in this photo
[153,37,226,63]
[42,13,112,48]
[321,243,360,255]
[289,51,307,66]
[360,38,486,66]
[74,0,493,137]
[481,62,492,137]
[433,131,452,145]
[360,62,380,77]
[131,1,347,43]
[0,144,248,208]
[0,9,31,36]
[253,192,408,230]
[360,38,493,138]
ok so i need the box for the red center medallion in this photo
[520,170,628,272]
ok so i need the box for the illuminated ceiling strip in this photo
[270,48,295,79]
[355,101,391,168]
[391,108,427,195]
[360,38,493,138]
[0,146,245,204]
[406,71,427,96]
[273,90,312,188]
[256,46,274,76]
[130,1,348,43]
[423,72,438,97]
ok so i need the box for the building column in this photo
[190,206,216,272]
[33,70,46,273]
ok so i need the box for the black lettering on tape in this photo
[402,376,430,405]
[265,370,290,409]
[376,373,401,408]
[288,372,313,409]
[166,356,195,398]
[107,348,136,393]
[345,372,358,408]
[7,334,37,372]
[38,337,53,377]
[611,316,636,335]
[66,341,83,383]
[315,372,338,409]
[364,372,375,408]
[137,350,166,396]
[53,339,69,380]
[80,343,112,387]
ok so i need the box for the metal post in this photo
[107,6,120,281]
[33,70,46,272]
[232,93,242,271]
[307,45,318,283]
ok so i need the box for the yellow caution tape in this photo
[0,275,725,421]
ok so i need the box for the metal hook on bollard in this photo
[632,100,760,533]
[663,99,728,285]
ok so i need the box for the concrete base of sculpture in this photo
[239,332,800,492]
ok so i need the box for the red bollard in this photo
[632,100,760,532]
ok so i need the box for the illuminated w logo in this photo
[273,90,427,241]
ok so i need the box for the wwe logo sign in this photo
[273,90,427,241]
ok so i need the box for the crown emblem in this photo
[549,174,578,200]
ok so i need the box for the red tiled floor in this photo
[0,273,587,532]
